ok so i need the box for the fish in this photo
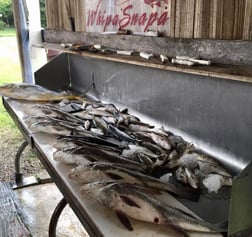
[168,153,199,170]
[170,150,232,189]
[26,115,86,135]
[58,101,85,113]
[58,134,127,149]
[69,162,198,201]
[92,116,108,134]
[122,144,160,160]
[0,83,81,101]
[198,159,232,177]
[25,116,73,135]
[108,124,135,143]
[140,141,167,155]
[175,167,188,184]
[71,111,94,120]
[184,168,198,189]
[80,181,224,236]
[118,113,141,126]
[122,144,168,167]
[53,150,90,165]
[41,104,85,124]
[168,152,232,177]
[67,145,146,168]
[134,131,172,151]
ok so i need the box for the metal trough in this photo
[31,52,252,236]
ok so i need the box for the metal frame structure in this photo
[3,52,252,236]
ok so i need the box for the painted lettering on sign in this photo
[85,0,170,33]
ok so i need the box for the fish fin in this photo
[120,195,141,208]
[115,210,133,231]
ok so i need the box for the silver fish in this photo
[80,181,223,236]
[134,131,172,151]
[169,152,232,177]
[184,168,198,189]
[168,153,199,170]
[53,150,90,165]
[92,116,108,133]
[198,160,232,177]
[122,144,160,160]
[175,167,188,184]
[86,108,114,117]
[71,111,94,120]
[69,162,198,201]
[0,83,81,101]
[108,124,135,143]
[28,118,72,135]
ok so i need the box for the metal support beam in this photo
[12,0,33,83]
[14,140,28,183]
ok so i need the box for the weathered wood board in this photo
[45,0,252,40]
[0,182,31,237]
[84,0,170,35]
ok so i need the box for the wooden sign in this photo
[45,0,252,40]
[84,0,171,35]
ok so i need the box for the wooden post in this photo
[12,0,33,83]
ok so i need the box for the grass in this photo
[0,31,22,133]
[0,28,16,37]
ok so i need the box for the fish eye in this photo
[154,217,159,223]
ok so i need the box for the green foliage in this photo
[0,0,13,27]
[0,19,5,30]
[40,0,46,28]
[0,0,46,29]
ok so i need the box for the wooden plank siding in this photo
[44,0,252,40]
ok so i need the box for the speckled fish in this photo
[80,181,224,236]
[0,83,81,101]
[168,152,232,177]
[69,162,198,201]
[134,131,172,151]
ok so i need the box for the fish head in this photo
[175,167,187,184]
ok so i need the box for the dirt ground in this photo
[0,128,44,182]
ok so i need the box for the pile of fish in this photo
[1,83,232,235]
[24,98,232,192]
[23,99,231,235]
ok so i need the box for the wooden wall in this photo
[45,0,252,40]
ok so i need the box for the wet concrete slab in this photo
[15,183,89,237]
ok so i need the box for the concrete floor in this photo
[15,182,89,237]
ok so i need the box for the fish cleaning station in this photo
[0,0,252,237]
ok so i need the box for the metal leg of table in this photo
[14,140,28,183]
[12,140,52,190]
[49,198,68,237]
